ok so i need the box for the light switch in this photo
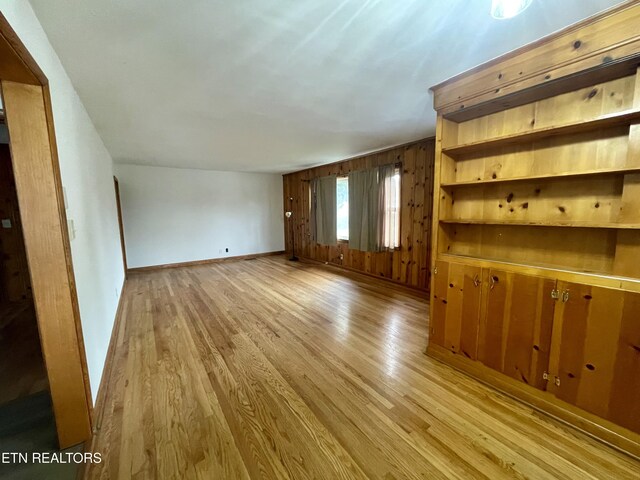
[1,218,11,229]
[68,219,76,240]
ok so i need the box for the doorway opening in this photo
[0,130,83,478]
[0,12,93,452]
[0,137,46,406]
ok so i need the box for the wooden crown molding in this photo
[0,12,47,85]
[430,1,640,120]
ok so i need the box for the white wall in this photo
[115,164,284,268]
[1,1,125,401]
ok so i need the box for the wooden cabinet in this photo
[478,269,555,391]
[431,260,482,359]
[430,258,640,453]
[548,282,640,434]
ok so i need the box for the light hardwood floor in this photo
[86,256,640,479]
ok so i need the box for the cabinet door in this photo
[548,282,640,433]
[478,269,556,390]
[431,260,483,359]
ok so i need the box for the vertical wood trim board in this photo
[1,80,92,447]
[113,176,128,273]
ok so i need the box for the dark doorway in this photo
[0,141,47,406]
[0,125,82,479]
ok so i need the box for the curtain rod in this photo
[299,161,402,182]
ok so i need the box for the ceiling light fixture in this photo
[491,0,533,19]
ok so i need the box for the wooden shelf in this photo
[440,166,640,187]
[440,219,640,229]
[442,108,640,156]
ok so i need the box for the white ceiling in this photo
[29,0,623,173]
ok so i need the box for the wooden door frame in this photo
[113,176,128,273]
[0,13,93,447]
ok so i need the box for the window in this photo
[336,176,349,241]
[382,167,401,249]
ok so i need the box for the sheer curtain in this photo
[348,168,379,251]
[378,164,400,250]
[310,177,317,243]
[314,175,337,245]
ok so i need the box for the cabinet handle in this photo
[490,275,498,290]
[473,274,480,287]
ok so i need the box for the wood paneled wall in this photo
[282,138,435,291]
[0,143,31,303]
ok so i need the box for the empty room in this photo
[0,0,639,479]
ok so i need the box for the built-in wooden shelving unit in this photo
[434,70,640,278]
[428,1,640,459]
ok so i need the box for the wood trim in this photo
[426,344,640,460]
[430,1,640,118]
[92,278,126,432]
[430,1,638,91]
[440,55,640,121]
[429,117,444,336]
[113,176,127,274]
[42,83,94,426]
[127,251,286,273]
[0,13,47,85]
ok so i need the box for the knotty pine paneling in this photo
[283,138,435,291]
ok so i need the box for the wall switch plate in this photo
[68,219,76,241]
[1,218,11,229]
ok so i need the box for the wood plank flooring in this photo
[86,256,640,479]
